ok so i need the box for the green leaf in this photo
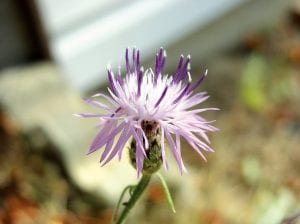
[157,173,176,213]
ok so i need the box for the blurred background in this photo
[0,0,299,223]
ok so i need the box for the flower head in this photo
[76,47,218,175]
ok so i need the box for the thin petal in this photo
[165,130,186,174]
[88,120,116,153]
[93,121,125,156]
[84,98,113,111]
[125,47,131,74]
[100,137,115,165]
[74,113,104,118]
[91,93,117,106]
[102,124,132,165]
[160,126,169,170]
[131,126,147,157]
[155,86,168,107]
[188,69,207,93]
[176,133,187,173]
[136,142,145,177]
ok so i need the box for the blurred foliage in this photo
[240,54,268,112]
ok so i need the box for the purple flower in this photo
[76,47,218,175]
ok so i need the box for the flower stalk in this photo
[115,174,151,224]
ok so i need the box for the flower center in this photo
[141,120,160,139]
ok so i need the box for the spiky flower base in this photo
[129,139,162,175]
[129,120,162,175]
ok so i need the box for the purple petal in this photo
[100,137,115,165]
[179,108,219,116]
[154,48,167,84]
[172,83,190,104]
[136,142,145,177]
[173,55,189,83]
[98,122,126,162]
[137,68,143,97]
[116,74,124,86]
[137,127,149,149]
[132,47,136,72]
[176,133,187,173]
[136,50,140,70]
[175,55,190,83]
[92,121,125,155]
[88,120,116,154]
[179,131,207,161]
[74,113,104,118]
[160,126,169,170]
[189,141,207,161]
[155,86,168,107]
[154,54,159,82]
[158,47,163,62]
[188,69,207,93]
[107,69,118,96]
[125,48,131,74]
[165,130,186,174]
[84,99,112,111]
[131,126,147,157]
[182,55,191,72]
[177,55,184,71]
[181,93,209,110]
[102,124,132,165]
[118,125,132,160]
[91,93,117,107]
[175,120,211,144]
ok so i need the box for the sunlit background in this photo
[0,0,299,223]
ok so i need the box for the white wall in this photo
[36,0,245,92]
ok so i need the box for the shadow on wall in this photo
[0,0,49,69]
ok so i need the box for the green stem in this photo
[112,185,133,224]
[116,174,151,224]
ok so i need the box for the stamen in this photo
[125,47,131,74]
[155,86,168,107]
[136,50,140,70]
[137,67,143,97]
[107,68,118,96]
[173,83,190,104]
[174,55,190,83]
[132,47,136,72]
[154,54,159,83]
[117,66,124,86]
[158,47,163,62]
[173,55,184,83]
[188,69,208,93]
[154,48,167,84]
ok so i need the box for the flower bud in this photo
[129,121,162,174]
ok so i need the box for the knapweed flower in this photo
[76,47,218,175]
